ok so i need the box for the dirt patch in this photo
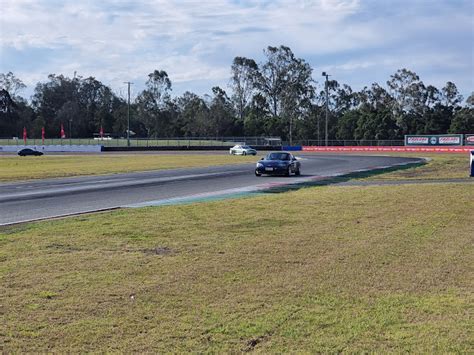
[142,246,173,256]
[45,243,81,253]
[243,335,270,352]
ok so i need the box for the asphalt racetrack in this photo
[0,154,423,225]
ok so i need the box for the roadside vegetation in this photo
[0,154,259,181]
[1,180,472,352]
[2,47,473,145]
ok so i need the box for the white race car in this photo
[229,145,257,156]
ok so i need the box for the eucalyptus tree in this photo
[387,68,427,135]
[208,86,236,137]
[256,45,314,143]
[135,70,173,137]
[243,93,271,136]
[441,81,463,108]
[0,73,36,137]
[0,72,26,98]
[176,91,210,137]
[449,93,474,133]
[76,77,121,136]
[353,83,398,141]
[32,74,81,137]
[0,89,17,136]
[230,57,259,125]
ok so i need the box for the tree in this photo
[32,74,80,137]
[0,72,26,98]
[466,93,474,108]
[441,81,463,108]
[387,68,427,135]
[208,86,235,137]
[256,45,314,143]
[31,74,124,138]
[176,92,209,137]
[243,93,271,136]
[230,57,259,125]
[336,109,360,141]
[449,107,474,133]
[135,70,173,137]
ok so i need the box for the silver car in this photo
[229,145,257,156]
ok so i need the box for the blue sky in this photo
[1,0,473,101]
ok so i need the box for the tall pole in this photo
[289,116,292,146]
[124,82,133,147]
[322,72,330,147]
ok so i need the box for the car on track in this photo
[255,151,301,177]
[229,145,257,156]
[17,148,43,157]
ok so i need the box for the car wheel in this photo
[255,169,262,176]
[243,151,247,156]
[295,167,301,176]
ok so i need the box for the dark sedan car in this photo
[18,148,43,156]
[255,151,301,176]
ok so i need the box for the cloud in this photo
[1,0,472,99]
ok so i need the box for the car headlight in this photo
[256,163,263,168]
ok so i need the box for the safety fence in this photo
[0,136,282,147]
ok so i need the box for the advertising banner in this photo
[465,134,474,146]
[405,134,463,146]
[302,146,473,153]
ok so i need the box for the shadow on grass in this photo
[255,161,427,195]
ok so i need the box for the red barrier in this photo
[302,146,473,153]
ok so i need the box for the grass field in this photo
[0,154,259,181]
[358,152,472,180]
[1,179,473,352]
[1,151,471,182]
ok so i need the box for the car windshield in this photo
[266,153,290,161]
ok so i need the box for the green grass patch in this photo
[358,153,471,181]
[0,154,259,181]
[1,183,472,352]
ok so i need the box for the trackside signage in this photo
[405,134,463,146]
[302,146,473,153]
[465,135,474,146]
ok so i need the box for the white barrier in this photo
[0,145,103,153]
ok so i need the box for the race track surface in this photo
[0,154,422,225]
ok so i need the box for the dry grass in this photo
[358,152,471,180]
[0,154,259,181]
[1,183,472,352]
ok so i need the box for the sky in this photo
[1,0,473,101]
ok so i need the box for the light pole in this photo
[322,72,330,146]
[124,81,133,147]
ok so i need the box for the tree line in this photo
[1,45,473,143]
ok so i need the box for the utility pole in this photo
[322,72,330,146]
[289,116,293,146]
[124,82,133,147]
